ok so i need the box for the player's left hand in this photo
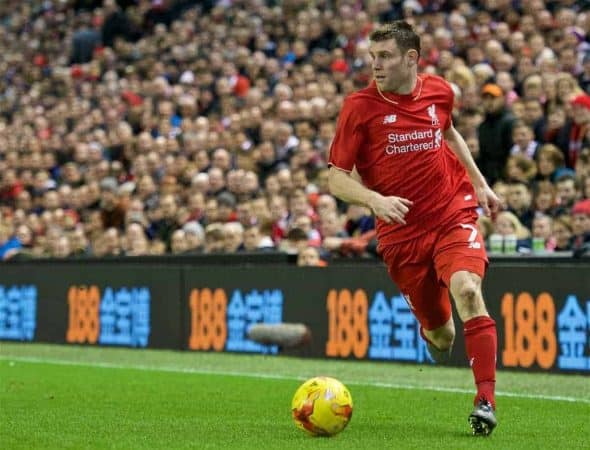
[475,184,500,217]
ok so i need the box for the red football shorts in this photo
[380,209,488,331]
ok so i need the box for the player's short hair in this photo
[369,21,421,57]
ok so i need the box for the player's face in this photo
[369,39,417,93]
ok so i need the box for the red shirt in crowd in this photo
[329,74,478,246]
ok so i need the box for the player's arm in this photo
[328,166,413,225]
[350,166,362,183]
[444,124,499,216]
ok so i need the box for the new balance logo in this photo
[383,114,397,124]
[460,223,482,249]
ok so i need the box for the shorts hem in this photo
[439,256,487,286]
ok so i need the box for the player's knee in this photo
[433,331,454,351]
[428,323,455,350]
[458,283,483,317]
[458,282,477,303]
[451,273,487,320]
[451,272,480,304]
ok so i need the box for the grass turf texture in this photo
[1,344,588,449]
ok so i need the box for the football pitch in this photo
[1,344,588,449]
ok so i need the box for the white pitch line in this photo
[1,355,589,405]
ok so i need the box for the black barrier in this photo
[1,256,588,374]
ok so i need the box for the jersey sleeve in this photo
[328,97,366,172]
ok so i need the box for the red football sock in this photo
[464,316,497,409]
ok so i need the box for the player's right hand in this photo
[369,194,413,225]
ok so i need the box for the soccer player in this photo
[328,21,499,436]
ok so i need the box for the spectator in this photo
[533,181,558,216]
[101,0,135,48]
[536,144,566,183]
[521,74,545,102]
[506,181,535,230]
[531,213,557,251]
[571,199,590,254]
[478,83,515,183]
[268,195,289,243]
[53,236,72,259]
[555,173,580,215]
[149,240,167,256]
[70,13,101,64]
[264,175,281,198]
[242,224,275,252]
[505,154,537,184]
[288,189,317,224]
[279,227,309,255]
[203,198,219,225]
[204,224,225,254]
[582,174,590,201]
[208,168,228,197]
[223,222,244,253]
[541,105,570,155]
[509,120,539,160]
[578,53,590,93]
[211,148,233,172]
[170,230,188,255]
[250,196,272,225]
[0,170,24,208]
[216,192,238,223]
[577,149,590,179]
[491,181,509,211]
[494,211,531,251]
[554,72,584,108]
[276,168,295,196]
[568,94,590,168]
[291,215,322,247]
[522,98,545,141]
[101,228,122,257]
[70,227,92,257]
[297,246,326,267]
[315,194,339,220]
[182,221,205,254]
[99,177,126,230]
[553,215,574,251]
[255,142,283,183]
[319,212,348,242]
[147,194,179,250]
[344,204,375,237]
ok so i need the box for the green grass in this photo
[1,344,588,449]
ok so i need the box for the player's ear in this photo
[406,49,419,67]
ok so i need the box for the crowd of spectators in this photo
[0,0,589,264]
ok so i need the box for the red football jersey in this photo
[329,74,478,245]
